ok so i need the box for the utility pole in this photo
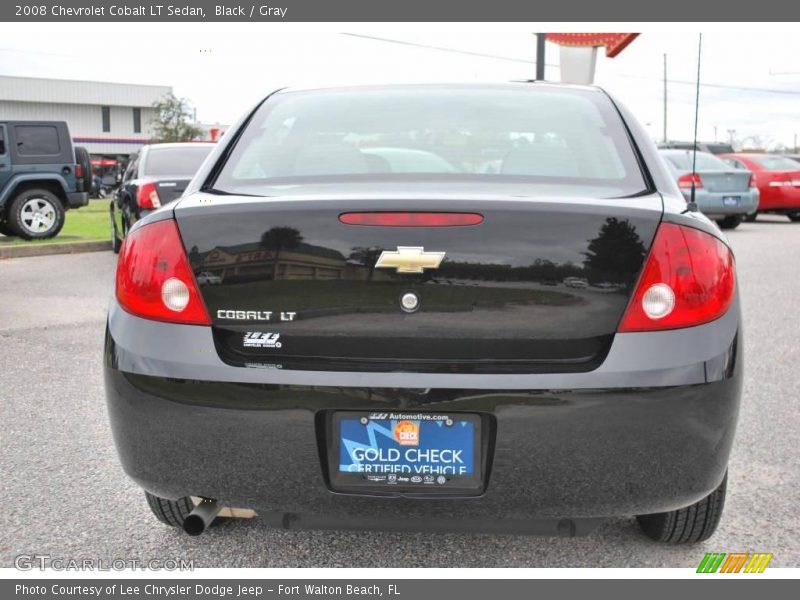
[795,133,798,153]
[536,33,546,80]
[727,129,737,146]
[662,54,668,143]
[714,126,718,143]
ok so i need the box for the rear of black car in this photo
[111,143,214,249]
[104,84,742,541]
[140,144,216,204]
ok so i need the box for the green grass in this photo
[0,199,110,246]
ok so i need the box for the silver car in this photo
[660,149,759,229]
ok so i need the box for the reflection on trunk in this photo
[259,226,304,280]
[177,198,660,373]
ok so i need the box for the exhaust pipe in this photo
[183,499,221,536]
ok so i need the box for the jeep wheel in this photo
[8,189,66,240]
[636,472,727,544]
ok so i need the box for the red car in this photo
[720,153,800,222]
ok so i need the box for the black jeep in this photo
[0,121,91,239]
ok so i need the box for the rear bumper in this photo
[683,188,759,217]
[66,191,89,208]
[758,186,800,212]
[104,296,742,525]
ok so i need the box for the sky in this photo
[1,24,799,149]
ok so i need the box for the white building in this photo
[0,75,172,156]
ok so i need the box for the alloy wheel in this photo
[20,197,58,234]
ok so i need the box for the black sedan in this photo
[105,83,741,542]
[110,142,214,252]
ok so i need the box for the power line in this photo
[340,34,800,98]
[618,72,800,97]
[341,33,558,68]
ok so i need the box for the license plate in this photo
[722,196,741,206]
[330,412,482,493]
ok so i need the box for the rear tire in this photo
[7,188,66,240]
[744,212,758,222]
[636,472,727,544]
[144,492,194,528]
[74,146,93,192]
[716,216,742,230]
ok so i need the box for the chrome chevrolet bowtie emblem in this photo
[375,246,446,274]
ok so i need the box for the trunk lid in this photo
[176,192,662,373]
[697,170,751,193]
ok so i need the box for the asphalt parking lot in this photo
[1,216,798,568]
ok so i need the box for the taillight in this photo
[768,173,792,187]
[76,164,84,178]
[749,174,757,188]
[677,172,704,189]
[137,181,162,209]
[116,219,211,325]
[618,223,735,332]
[339,212,484,227]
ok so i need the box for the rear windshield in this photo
[748,155,800,171]
[703,143,734,154]
[142,145,213,177]
[212,86,648,198]
[663,151,729,171]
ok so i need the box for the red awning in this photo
[546,33,639,58]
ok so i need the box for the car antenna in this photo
[686,33,703,213]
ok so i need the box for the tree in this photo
[348,246,385,281]
[583,217,646,285]
[188,244,200,267]
[151,93,203,143]
[260,227,304,280]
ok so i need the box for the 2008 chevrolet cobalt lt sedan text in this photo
[104,83,741,542]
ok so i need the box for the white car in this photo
[196,271,222,285]
[563,277,589,289]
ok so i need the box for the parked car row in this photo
[659,150,758,229]
[109,141,800,249]
[657,143,800,228]
[719,153,800,223]
[0,122,220,243]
